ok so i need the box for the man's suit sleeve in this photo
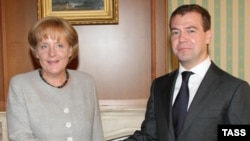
[124,80,158,141]
[228,81,250,124]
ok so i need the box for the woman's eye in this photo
[57,44,63,48]
[41,45,47,49]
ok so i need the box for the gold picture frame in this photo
[38,0,119,25]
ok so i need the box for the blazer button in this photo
[65,122,72,128]
[67,137,73,141]
[64,108,69,113]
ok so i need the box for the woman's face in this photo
[36,35,72,76]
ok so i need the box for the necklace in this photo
[39,69,69,88]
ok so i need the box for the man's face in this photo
[170,11,212,69]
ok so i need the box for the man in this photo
[124,4,250,141]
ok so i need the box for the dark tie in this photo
[173,71,193,138]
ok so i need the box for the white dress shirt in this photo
[172,57,211,109]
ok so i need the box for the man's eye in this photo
[171,31,179,36]
[188,29,196,33]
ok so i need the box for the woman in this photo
[7,16,104,141]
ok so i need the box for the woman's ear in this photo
[69,46,73,57]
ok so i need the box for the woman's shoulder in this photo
[9,70,39,87]
[11,70,39,81]
[67,69,94,80]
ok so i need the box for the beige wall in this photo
[75,0,152,100]
[0,0,168,111]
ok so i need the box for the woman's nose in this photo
[48,47,56,56]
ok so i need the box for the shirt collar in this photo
[179,57,211,78]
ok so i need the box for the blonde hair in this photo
[28,16,79,62]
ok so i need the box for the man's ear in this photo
[205,30,212,44]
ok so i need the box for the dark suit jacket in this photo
[125,62,250,141]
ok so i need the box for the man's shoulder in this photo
[154,70,178,82]
[211,63,247,84]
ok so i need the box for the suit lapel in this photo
[164,71,178,127]
[180,62,224,136]
[155,70,178,140]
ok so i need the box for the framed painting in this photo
[38,0,119,25]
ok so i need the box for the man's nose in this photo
[179,32,188,42]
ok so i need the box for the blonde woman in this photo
[7,16,104,141]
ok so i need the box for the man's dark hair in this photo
[169,4,211,32]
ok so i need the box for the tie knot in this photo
[181,71,194,82]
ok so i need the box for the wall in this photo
[168,0,250,83]
[0,0,168,111]
[0,0,4,110]
[75,0,152,100]
[0,0,38,111]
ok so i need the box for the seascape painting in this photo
[38,0,118,25]
[52,0,104,11]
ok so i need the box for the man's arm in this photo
[124,81,158,141]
